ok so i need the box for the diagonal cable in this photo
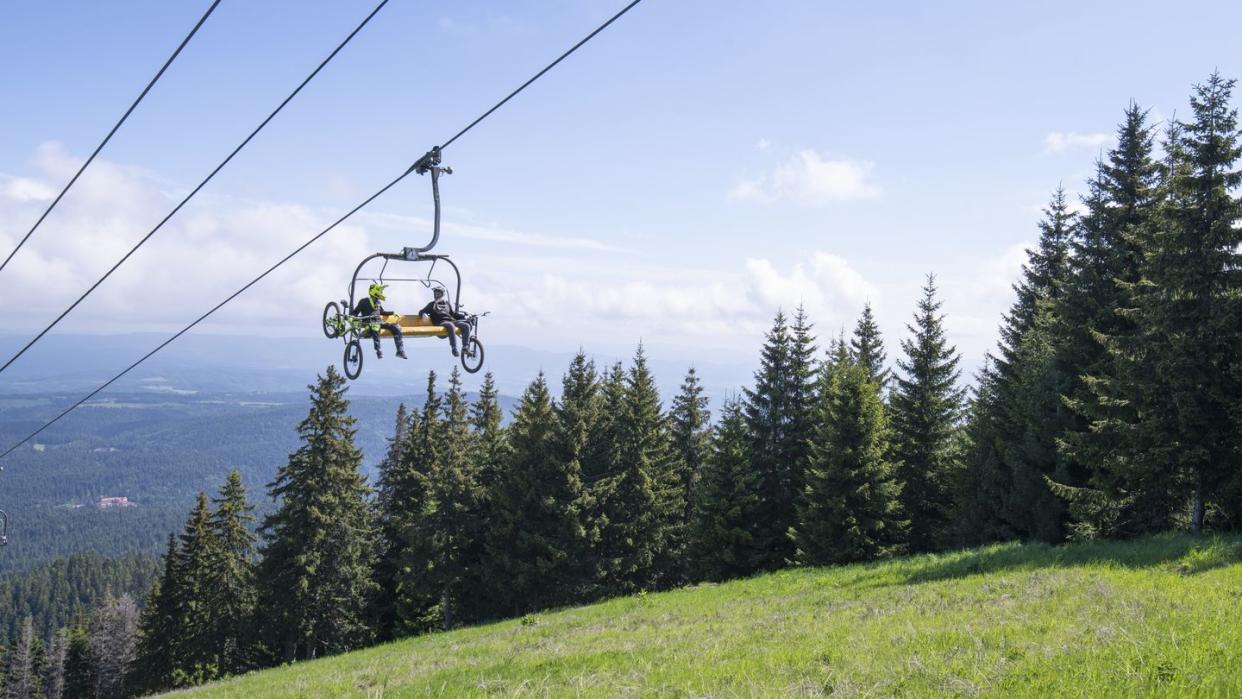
[0,0,391,377]
[0,0,222,275]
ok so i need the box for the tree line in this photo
[1,72,1238,697]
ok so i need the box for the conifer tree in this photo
[553,353,602,596]
[204,470,257,675]
[593,346,676,593]
[465,372,507,619]
[470,373,506,488]
[742,310,801,571]
[42,629,66,699]
[690,398,764,581]
[384,374,440,635]
[422,368,487,630]
[485,373,588,614]
[850,303,889,390]
[1118,74,1242,532]
[582,361,625,593]
[4,616,37,699]
[61,625,92,699]
[668,366,712,556]
[793,361,905,565]
[129,535,182,693]
[891,275,965,552]
[88,594,137,699]
[958,188,1076,543]
[175,492,219,683]
[258,366,378,661]
[583,361,626,483]
[1056,104,1162,534]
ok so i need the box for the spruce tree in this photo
[742,310,800,571]
[485,373,588,614]
[850,302,889,390]
[4,616,37,699]
[465,372,507,620]
[582,361,625,593]
[422,368,487,630]
[793,361,905,565]
[554,353,603,596]
[593,346,676,593]
[42,629,66,699]
[204,470,257,675]
[258,366,378,661]
[667,365,712,578]
[385,374,440,635]
[891,275,965,552]
[958,187,1076,543]
[1121,74,1242,532]
[129,535,182,693]
[690,398,765,581]
[173,492,218,684]
[61,625,92,699]
[87,594,137,699]
[1056,104,1162,534]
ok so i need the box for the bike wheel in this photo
[343,339,364,380]
[460,337,485,374]
[322,301,342,339]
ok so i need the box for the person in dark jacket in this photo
[418,287,471,357]
[353,283,406,359]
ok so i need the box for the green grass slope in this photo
[181,536,1242,697]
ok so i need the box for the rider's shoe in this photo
[451,348,459,357]
[397,350,408,359]
[376,351,384,360]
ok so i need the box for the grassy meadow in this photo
[177,535,1242,697]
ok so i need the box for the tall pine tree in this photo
[258,366,378,661]
[793,360,905,565]
[850,302,889,391]
[485,373,588,614]
[891,275,965,552]
[690,397,765,581]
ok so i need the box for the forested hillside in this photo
[0,392,513,576]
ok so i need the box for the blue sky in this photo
[2,0,1239,374]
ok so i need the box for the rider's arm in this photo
[418,301,434,318]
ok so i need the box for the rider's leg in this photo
[386,324,407,359]
[456,320,472,349]
[440,321,459,355]
[369,330,383,358]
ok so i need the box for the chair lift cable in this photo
[0,0,392,377]
[0,0,223,276]
[0,0,646,461]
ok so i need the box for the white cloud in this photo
[756,138,771,151]
[1043,131,1111,154]
[0,174,55,202]
[730,149,881,205]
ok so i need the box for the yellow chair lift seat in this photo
[376,313,459,339]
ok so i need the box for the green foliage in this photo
[689,398,764,581]
[485,373,588,615]
[593,345,677,594]
[257,366,378,662]
[664,366,711,585]
[794,361,906,565]
[850,302,889,391]
[743,310,817,571]
[891,275,965,552]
